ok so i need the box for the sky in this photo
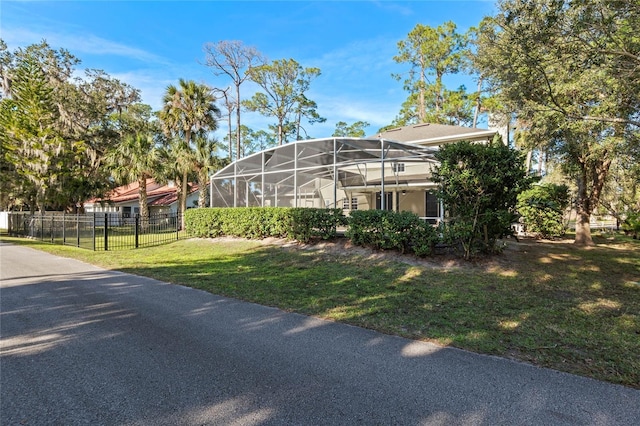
[1,0,497,141]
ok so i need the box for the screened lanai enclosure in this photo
[209,137,444,222]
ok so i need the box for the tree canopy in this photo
[332,121,370,138]
[243,58,323,145]
[392,22,474,127]
[0,40,140,212]
[474,0,640,245]
[159,79,220,227]
[203,40,263,161]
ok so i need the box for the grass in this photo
[2,232,639,389]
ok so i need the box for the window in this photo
[343,197,358,210]
[392,163,405,173]
[425,192,440,224]
[122,206,131,218]
[376,192,393,211]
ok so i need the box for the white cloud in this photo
[3,27,169,65]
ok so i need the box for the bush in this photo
[290,208,346,242]
[185,207,345,243]
[345,210,438,257]
[622,211,640,239]
[432,139,534,259]
[517,184,570,239]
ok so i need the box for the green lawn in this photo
[2,233,639,388]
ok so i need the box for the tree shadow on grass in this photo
[3,240,639,425]
[113,238,640,389]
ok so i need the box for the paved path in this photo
[1,241,639,425]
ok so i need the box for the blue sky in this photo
[2,0,497,140]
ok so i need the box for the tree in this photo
[158,79,220,227]
[248,128,276,153]
[160,136,192,216]
[393,22,470,125]
[212,86,236,161]
[517,183,570,238]
[291,93,325,141]
[243,59,322,145]
[332,121,370,138]
[106,133,162,223]
[0,55,63,212]
[0,40,141,212]
[191,133,225,208]
[224,125,276,158]
[598,153,640,226]
[203,40,263,161]
[474,0,640,246]
[432,138,534,259]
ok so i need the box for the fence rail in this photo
[6,212,188,250]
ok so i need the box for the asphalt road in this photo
[1,241,639,425]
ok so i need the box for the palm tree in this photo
[158,79,220,228]
[106,133,162,224]
[160,136,193,214]
[191,134,225,208]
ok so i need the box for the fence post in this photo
[77,214,80,248]
[51,215,54,243]
[62,212,66,245]
[135,213,140,248]
[104,213,108,251]
[176,211,180,240]
[92,213,96,251]
[40,214,44,241]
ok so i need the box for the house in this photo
[84,179,200,219]
[208,123,497,223]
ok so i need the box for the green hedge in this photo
[185,207,344,243]
[345,210,439,257]
[186,207,438,257]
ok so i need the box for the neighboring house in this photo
[209,123,497,223]
[84,179,200,219]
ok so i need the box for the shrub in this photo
[185,207,293,239]
[185,207,344,243]
[345,210,438,256]
[622,211,640,239]
[517,184,570,238]
[290,208,346,242]
[432,138,535,259]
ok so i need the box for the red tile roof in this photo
[86,179,198,206]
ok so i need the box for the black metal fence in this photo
[6,212,188,250]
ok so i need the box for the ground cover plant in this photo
[2,233,638,388]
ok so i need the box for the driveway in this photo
[1,241,639,425]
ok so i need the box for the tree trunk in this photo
[228,111,233,161]
[181,128,194,230]
[236,83,241,161]
[472,78,482,128]
[574,173,594,246]
[198,172,207,208]
[180,170,187,230]
[36,184,46,214]
[138,177,149,231]
[525,150,532,174]
[574,208,593,246]
[418,61,426,122]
